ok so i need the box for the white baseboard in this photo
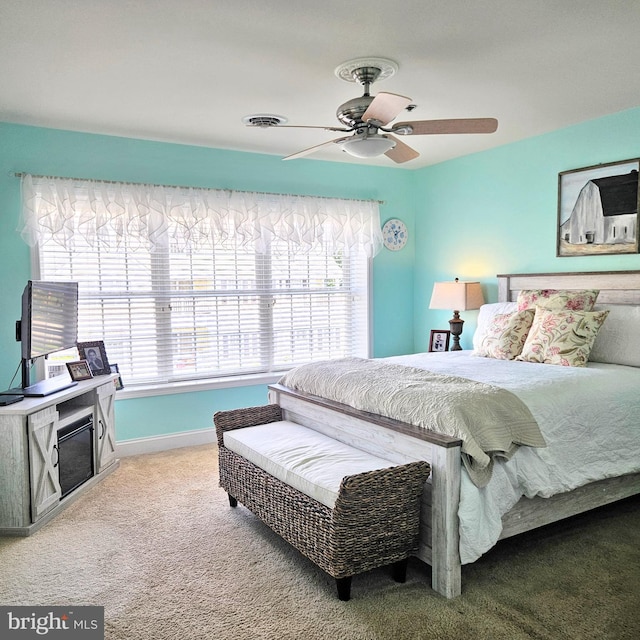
[116,428,216,457]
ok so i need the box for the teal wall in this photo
[1,108,639,440]
[415,107,640,351]
[0,122,416,440]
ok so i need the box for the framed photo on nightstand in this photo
[429,329,450,352]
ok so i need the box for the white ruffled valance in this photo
[19,174,383,257]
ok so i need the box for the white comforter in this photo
[384,351,640,564]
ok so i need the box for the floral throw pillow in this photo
[516,289,599,312]
[475,309,535,360]
[516,308,610,367]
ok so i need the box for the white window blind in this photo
[24,176,377,387]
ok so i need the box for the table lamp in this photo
[429,278,485,350]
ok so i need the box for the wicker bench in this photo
[214,404,430,601]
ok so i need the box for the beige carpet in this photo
[1,445,638,640]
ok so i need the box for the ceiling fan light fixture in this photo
[341,135,396,158]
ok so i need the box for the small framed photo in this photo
[429,329,451,353]
[66,360,94,381]
[77,340,111,376]
[110,364,124,390]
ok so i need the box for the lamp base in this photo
[448,312,464,351]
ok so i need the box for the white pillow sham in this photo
[588,304,640,367]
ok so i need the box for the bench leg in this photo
[228,494,238,507]
[336,577,352,601]
[391,558,408,583]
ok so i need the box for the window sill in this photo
[113,371,287,400]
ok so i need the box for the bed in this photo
[267,270,640,598]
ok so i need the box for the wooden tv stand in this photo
[0,376,119,536]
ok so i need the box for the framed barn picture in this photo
[557,158,639,256]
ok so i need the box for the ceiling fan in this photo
[243,57,498,164]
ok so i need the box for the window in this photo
[37,235,369,386]
[23,176,380,389]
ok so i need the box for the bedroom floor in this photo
[1,444,638,640]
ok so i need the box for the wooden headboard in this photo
[497,270,640,305]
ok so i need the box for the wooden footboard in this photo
[267,383,464,599]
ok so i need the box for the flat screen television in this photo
[17,280,79,396]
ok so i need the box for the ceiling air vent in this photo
[242,114,288,128]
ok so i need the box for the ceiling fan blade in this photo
[362,92,413,126]
[392,118,498,135]
[384,135,420,164]
[282,136,351,161]
[251,124,352,132]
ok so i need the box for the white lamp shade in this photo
[429,280,485,311]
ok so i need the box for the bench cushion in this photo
[223,421,395,508]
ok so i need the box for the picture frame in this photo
[429,329,450,353]
[557,158,639,256]
[66,360,93,381]
[110,364,124,390]
[76,340,111,376]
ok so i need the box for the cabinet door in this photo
[95,382,117,473]
[28,406,61,521]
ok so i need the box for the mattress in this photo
[383,351,640,563]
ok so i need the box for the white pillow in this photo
[588,304,640,367]
[472,302,518,352]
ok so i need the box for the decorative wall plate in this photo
[382,218,408,251]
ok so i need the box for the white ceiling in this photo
[1,0,639,169]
